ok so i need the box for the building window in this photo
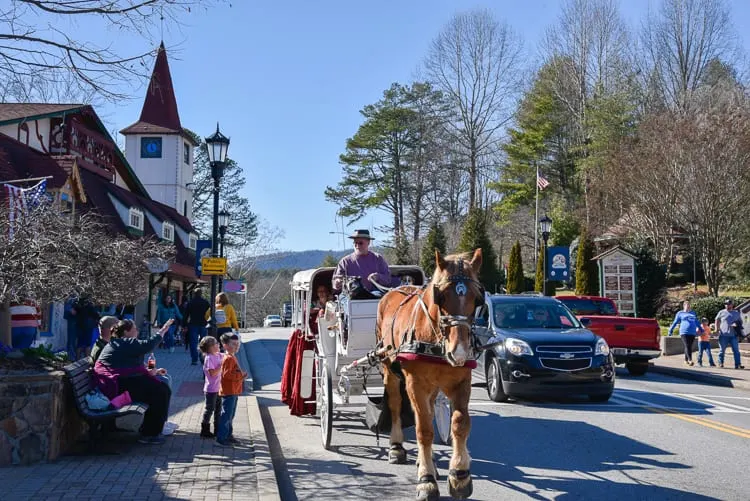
[128,208,144,230]
[189,233,197,250]
[162,222,174,242]
[140,137,162,158]
[184,142,190,164]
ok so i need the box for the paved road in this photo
[244,327,750,501]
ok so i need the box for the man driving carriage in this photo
[332,229,399,299]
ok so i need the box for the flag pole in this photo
[534,162,539,260]
[1,175,53,185]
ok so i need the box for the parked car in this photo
[280,301,292,327]
[264,314,283,327]
[556,296,661,376]
[474,294,615,403]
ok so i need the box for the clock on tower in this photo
[140,137,163,158]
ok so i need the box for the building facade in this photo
[0,42,203,350]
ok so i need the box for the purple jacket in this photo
[332,251,396,292]
[93,361,157,399]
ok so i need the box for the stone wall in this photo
[0,370,87,466]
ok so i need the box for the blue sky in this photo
[94,0,750,253]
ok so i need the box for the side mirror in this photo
[580,317,592,327]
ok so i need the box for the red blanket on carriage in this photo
[280,328,317,416]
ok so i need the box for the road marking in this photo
[672,394,750,413]
[613,393,750,439]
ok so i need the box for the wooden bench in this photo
[63,359,149,445]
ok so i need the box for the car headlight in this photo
[595,338,610,356]
[505,338,533,356]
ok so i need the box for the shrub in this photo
[506,241,524,293]
[575,229,599,295]
[691,296,744,322]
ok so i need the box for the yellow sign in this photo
[201,257,227,275]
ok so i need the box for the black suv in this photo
[474,294,615,402]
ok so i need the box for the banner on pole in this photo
[223,280,246,294]
[195,239,212,277]
[546,246,570,281]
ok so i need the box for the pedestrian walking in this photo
[156,294,182,353]
[715,299,745,369]
[697,317,716,367]
[184,290,211,365]
[199,336,223,438]
[668,300,703,366]
[216,333,246,446]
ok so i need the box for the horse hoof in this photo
[416,475,440,501]
[389,444,407,465]
[448,469,473,499]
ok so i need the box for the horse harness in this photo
[385,261,485,366]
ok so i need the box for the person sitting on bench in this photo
[332,229,398,300]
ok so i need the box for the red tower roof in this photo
[121,42,183,135]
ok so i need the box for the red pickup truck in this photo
[557,296,661,376]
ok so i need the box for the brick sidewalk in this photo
[0,344,259,501]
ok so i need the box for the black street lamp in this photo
[218,208,230,291]
[539,215,553,296]
[205,123,230,339]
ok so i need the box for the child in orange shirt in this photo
[697,317,716,367]
[216,333,247,446]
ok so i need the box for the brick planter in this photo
[0,369,87,466]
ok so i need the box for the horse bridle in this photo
[431,259,485,337]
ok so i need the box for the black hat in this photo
[348,229,374,240]
[725,298,734,305]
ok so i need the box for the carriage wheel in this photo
[318,358,333,450]
[434,390,453,445]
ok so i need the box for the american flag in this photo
[537,172,550,190]
[4,179,47,239]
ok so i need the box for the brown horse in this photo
[376,249,484,501]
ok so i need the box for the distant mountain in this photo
[254,249,351,271]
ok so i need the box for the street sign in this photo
[201,257,227,275]
[145,257,169,273]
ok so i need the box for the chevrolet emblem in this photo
[559,353,575,359]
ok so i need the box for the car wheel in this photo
[486,357,508,402]
[626,361,649,376]
[589,391,613,403]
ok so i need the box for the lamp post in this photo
[329,230,347,247]
[218,209,230,291]
[539,215,553,296]
[205,123,230,339]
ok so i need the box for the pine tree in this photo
[575,229,599,295]
[457,208,500,291]
[535,247,544,293]
[394,233,412,265]
[506,241,524,293]
[420,222,447,277]
[321,254,338,267]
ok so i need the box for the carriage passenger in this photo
[332,229,399,299]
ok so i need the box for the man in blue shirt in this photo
[714,299,744,369]
[669,301,703,366]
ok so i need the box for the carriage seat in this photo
[338,298,380,359]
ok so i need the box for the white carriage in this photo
[289,265,454,449]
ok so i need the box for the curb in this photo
[247,395,282,501]
[649,363,750,391]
